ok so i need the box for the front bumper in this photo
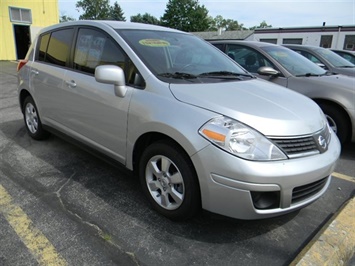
[191,132,341,220]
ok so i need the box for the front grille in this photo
[292,177,328,204]
[272,137,318,157]
[270,125,331,158]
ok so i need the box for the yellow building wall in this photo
[0,0,59,60]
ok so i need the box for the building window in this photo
[343,35,355,50]
[9,7,32,24]
[320,35,333,48]
[260,39,277,44]
[282,38,303,45]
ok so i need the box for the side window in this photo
[299,51,322,64]
[37,33,50,62]
[74,28,126,74]
[45,29,73,66]
[226,44,276,73]
[212,43,224,51]
[73,28,145,87]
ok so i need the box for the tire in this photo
[139,140,201,221]
[23,96,50,140]
[319,103,349,144]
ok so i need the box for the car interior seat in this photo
[245,54,258,72]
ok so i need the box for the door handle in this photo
[65,80,77,88]
[31,69,39,75]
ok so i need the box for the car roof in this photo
[38,20,182,35]
[283,44,323,51]
[331,49,355,54]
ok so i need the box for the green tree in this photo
[208,15,246,31]
[225,19,245,31]
[59,14,76,23]
[109,1,125,21]
[160,0,209,32]
[131,13,160,25]
[208,15,226,31]
[76,0,111,20]
[249,20,272,30]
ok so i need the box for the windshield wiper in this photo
[198,71,254,79]
[296,73,321,77]
[157,72,197,79]
[339,65,355,68]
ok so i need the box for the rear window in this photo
[38,34,49,62]
[37,28,74,67]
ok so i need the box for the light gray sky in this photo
[58,0,355,28]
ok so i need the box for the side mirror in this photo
[316,63,326,69]
[95,65,127,97]
[257,66,280,77]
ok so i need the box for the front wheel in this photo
[139,140,201,221]
[319,103,349,144]
[23,96,49,140]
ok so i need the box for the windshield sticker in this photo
[272,52,288,57]
[139,39,170,47]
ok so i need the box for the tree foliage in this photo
[59,14,76,23]
[109,1,125,21]
[76,0,111,20]
[208,15,246,31]
[131,13,160,25]
[160,0,209,32]
[249,20,272,30]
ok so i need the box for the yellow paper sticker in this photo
[139,39,170,47]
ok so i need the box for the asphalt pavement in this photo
[0,61,354,265]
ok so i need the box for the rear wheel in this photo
[23,96,49,140]
[139,140,200,221]
[319,103,349,144]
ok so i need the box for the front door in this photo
[59,27,132,163]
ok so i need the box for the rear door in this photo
[31,28,74,121]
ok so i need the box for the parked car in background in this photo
[17,21,341,221]
[331,49,355,64]
[283,44,355,77]
[210,40,355,144]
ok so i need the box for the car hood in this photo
[288,74,355,109]
[169,79,325,136]
[333,67,355,77]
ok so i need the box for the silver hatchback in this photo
[17,21,340,221]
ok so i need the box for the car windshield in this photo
[117,29,251,83]
[262,46,326,76]
[315,48,355,68]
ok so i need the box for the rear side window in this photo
[73,28,126,74]
[40,29,74,66]
[38,34,50,61]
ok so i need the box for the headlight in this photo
[199,116,287,161]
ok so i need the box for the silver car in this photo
[17,21,340,221]
[284,44,355,77]
[210,40,355,144]
[331,49,355,64]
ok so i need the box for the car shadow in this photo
[0,119,304,243]
[340,141,355,159]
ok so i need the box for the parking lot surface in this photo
[1,61,354,265]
